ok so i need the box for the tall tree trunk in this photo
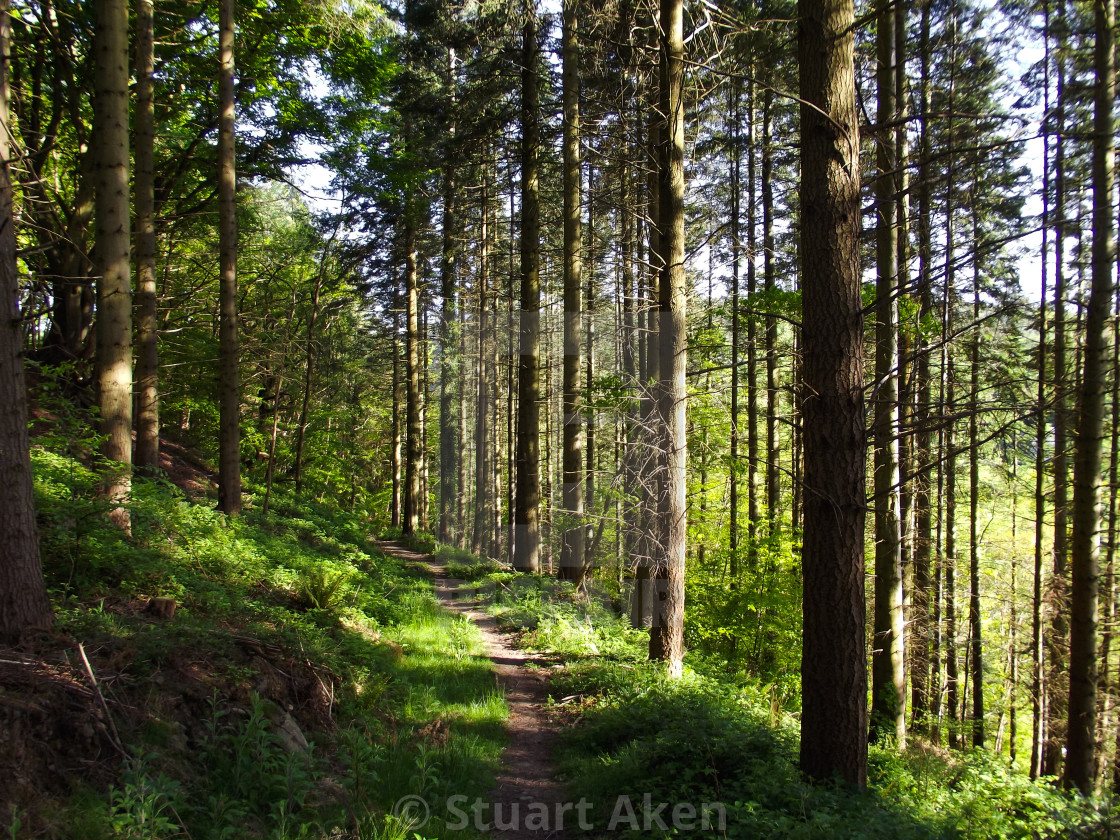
[514,9,541,573]
[1045,53,1070,779]
[216,0,240,515]
[871,0,905,746]
[473,182,493,555]
[0,0,52,640]
[762,88,780,535]
[745,76,760,564]
[133,0,159,473]
[911,0,935,737]
[559,0,584,583]
[943,205,959,751]
[620,102,638,587]
[420,307,430,531]
[94,0,132,529]
[968,203,984,748]
[942,29,960,748]
[585,164,597,576]
[438,50,459,545]
[1104,282,1120,790]
[797,0,867,787]
[392,307,402,528]
[1031,0,1053,779]
[648,0,686,676]
[1065,0,1114,792]
[402,216,422,536]
[729,78,741,582]
[632,102,660,631]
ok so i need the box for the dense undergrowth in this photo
[456,560,1120,839]
[7,427,506,839]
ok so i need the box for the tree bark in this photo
[911,0,935,736]
[0,0,52,641]
[797,0,867,786]
[1045,52,1070,779]
[217,0,241,515]
[1031,0,1052,778]
[559,0,585,583]
[133,0,159,473]
[648,0,686,676]
[94,0,132,529]
[473,182,493,556]
[402,216,422,536]
[1064,0,1114,793]
[438,49,460,545]
[968,203,984,748]
[729,78,741,581]
[391,306,402,528]
[870,0,906,746]
[513,9,541,573]
[762,88,780,535]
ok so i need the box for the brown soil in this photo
[0,623,339,834]
[158,436,217,500]
[376,541,568,840]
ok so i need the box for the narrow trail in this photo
[376,541,568,840]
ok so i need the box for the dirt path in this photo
[376,541,568,839]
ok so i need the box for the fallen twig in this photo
[77,643,129,759]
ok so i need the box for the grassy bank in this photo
[6,440,506,839]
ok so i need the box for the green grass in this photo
[18,442,508,840]
[458,561,1119,839]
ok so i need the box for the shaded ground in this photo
[376,541,569,840]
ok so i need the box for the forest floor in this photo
[376,540,568,840]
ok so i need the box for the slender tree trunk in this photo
[457,281,468,549]
[133,0,159,473]
[1065,0,1114,792]
[0,0,52,640]
[421,307,430,531]
[514,10,541,573]
[762,88,780,536]
[648,0,686,676]
[871,0,906,746]
[729,78,741,582]
[216,0,240,515]
[911,0,935,737]
[392,307,402,527]
[560,0,584,583]
[94,0,132,529]
[745,76,760,564]
[797,0,867,787]
[439,50,460,545]
[585,164,597,577]
[1046,53,1070,779]
[944,233,959,751]
[1031,0,1053,779]
[942,31,960,748]
[402,216,422,536]
[620,103,638,587]
[1104,281,1120,790]
[968,203,984,748]
[631,100,660,630]
[473,183,493,555]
